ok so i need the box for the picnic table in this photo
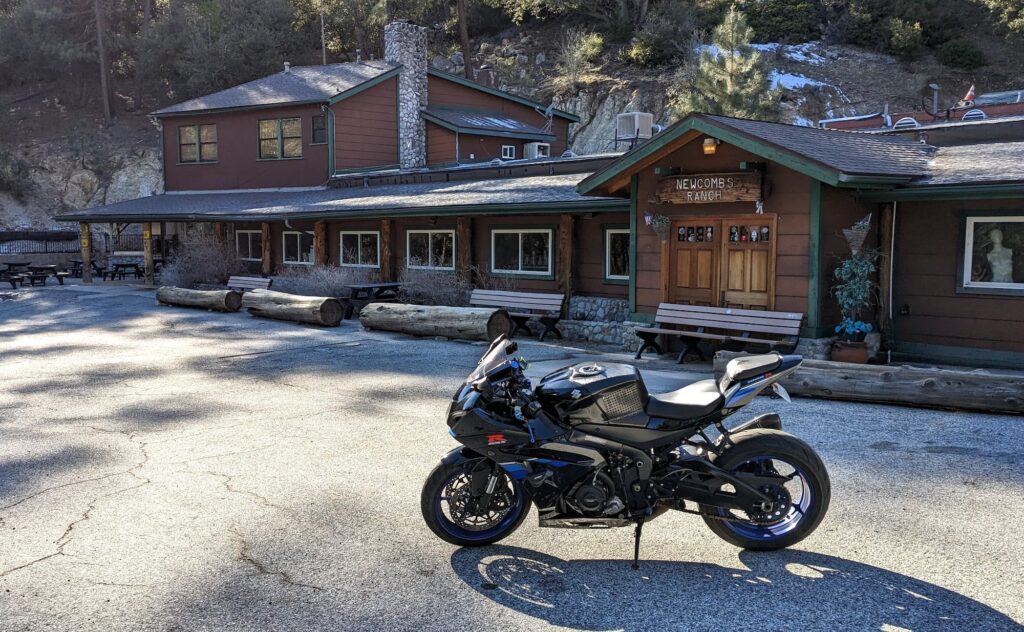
[4,261,31,271]
[111,262,142,280]
[345,282,402,300]
[27,265,58,274]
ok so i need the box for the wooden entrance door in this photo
[667,215,776,309]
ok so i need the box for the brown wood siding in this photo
[576,213,629,299]
[819,186,876,328]
[162,105,329,191]
[427,122,457,166]
[427,75,570,155]
[459,136,524,163]
[894,199,1024,353]
[634,138,811,315]
[331,76,399,170]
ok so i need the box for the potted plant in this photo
[830,228,879,363]
[645,213,671,241]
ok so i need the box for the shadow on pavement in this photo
[451,545,1021,631]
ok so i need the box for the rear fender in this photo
[714,413,782,448]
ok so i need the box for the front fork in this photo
[469,461,502,512]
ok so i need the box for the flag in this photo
[963,84,976,102]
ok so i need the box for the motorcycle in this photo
[421,336,830,567]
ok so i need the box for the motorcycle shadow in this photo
[451,545,1020,631]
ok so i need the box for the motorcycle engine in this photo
[566,471,625,517]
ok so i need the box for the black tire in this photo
[701,428,831,551]
[420,460,532,547]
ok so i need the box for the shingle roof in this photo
[54,174,625,223]
[153,61,397,116]
[910,141,1024,187]
[422,106,553,140]
[702,115,934,177]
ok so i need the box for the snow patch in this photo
[770,71,825,90]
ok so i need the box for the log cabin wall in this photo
[427,74,571,156]
[331,76,399,171]
[634,137,812,316]
[892,198,1024,363]
[162,104,330,191]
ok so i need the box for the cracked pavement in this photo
[1,283,1022,631]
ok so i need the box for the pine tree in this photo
[675,7,779,121]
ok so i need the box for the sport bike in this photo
[421,336,830,566]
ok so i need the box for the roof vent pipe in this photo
[356,49,362,62]
[283,61,291,73]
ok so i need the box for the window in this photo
[491,229,552,276]
[236,230,262,261]
[960,215,1024,295]
[501,145,516,160]
[605,228,630,281]
[259,118,303,159]
[282,231,314,264]
[312,114,327,144]
[407,229,455,270]
[340,231,380,268]
[178,124,217,163]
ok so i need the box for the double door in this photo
[668,215,776,310]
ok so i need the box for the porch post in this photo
[80,222,93,284]
[380,219,393,281]
[214,222,227,243]
[143,222,154,287]
[557,214,574,314]
[314,220,328,265]
[260,222,273,276]
[456,217,472,282]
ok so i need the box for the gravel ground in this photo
[1,283,1022,631]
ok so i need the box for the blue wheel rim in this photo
[435,468,526,543]
[718,456,813,541]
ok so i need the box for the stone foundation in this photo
[567,295,629,323]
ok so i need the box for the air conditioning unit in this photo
[616,112,654,142]
[524,142,551,159]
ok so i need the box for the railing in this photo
[107,234,178,254]
[0,231,80,255]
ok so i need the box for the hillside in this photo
[2,11,1023,229]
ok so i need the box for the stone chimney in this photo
[384,21,428,170]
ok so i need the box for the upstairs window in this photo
[312,114,327,144]
[501,145,516,160]
[259,117,303,159]
[178,124,217,163]
[236,230,262,261]
[340,231,380,268]
[407,229,455,270]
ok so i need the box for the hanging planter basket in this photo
[842,213,873,254]
[645,213,671,241]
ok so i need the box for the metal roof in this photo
[422,106,554,141]
[153,61,398,116]
[55,174,626,223]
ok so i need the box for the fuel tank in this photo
[535,362,649,427]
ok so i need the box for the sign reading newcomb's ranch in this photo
[655,172,762,204]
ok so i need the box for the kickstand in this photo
[631,518,645,570]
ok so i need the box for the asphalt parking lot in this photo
[1,283,1022,631]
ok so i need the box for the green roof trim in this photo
[427,68,580,122]
[421,111,554,142]
[328,67,402,105]
[857,183,1024,201]
[576,113,916,196]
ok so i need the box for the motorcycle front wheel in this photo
[701,428,831,550]
[421,459,531,547]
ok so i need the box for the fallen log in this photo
[359,303,512,341]
[714,351,1024,415]
[242,289,343,327]
[156,286,242,312]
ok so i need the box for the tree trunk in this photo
[157,287,242,312]
[360,303,512,341]
[242,289,343,327]
[133,0,152,110]
[714,351,1024,415]
[94,0,114,125]
[456,0,474,80]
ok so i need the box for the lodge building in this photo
[58,22,1024,370]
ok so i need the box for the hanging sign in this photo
[655,172,762,204]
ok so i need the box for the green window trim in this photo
[258,117,303,160]
[311,114,328,145]
[602,224,630,284]
[177,123,217,164]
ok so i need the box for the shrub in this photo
[745,0,824,44]
[398,266,473,306]
[0,152,32,201]
[624,0,698,67]
[159,232,246,289]
[887,17,924,60]
[271,265,374,298]
[939,38,988,70]
[554,29,603,91]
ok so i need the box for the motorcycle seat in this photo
[645,379,724,420]
[724,353,783,383]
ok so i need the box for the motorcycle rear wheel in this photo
[421,459,531,547]
[701,428,830,550]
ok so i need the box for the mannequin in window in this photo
[987,228,1014,283]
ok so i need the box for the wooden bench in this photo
[469,289,565,341]
[227,275,273,293]
[635,303,804,363]
[55,271,71,285]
